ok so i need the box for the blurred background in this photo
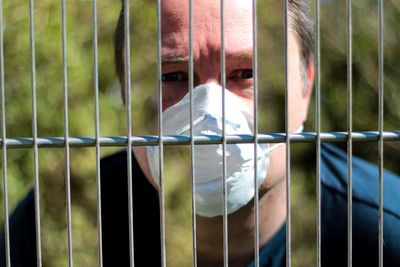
[0,0,399,266]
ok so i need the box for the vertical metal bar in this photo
[123,0,135,266]
[378,0,384,266]
[284,1,291,266]
[252,0,259,266]
[0,0,10,265]
[346,0,353,266]
[188,0,197,266]
[315,0,321,266]
[156,0,166,266]
[61,0,73,265]
[29,0,43,265]
[92,0,103,265]
[220,0,228,266]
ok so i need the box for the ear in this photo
[301,60,314,123]
[307,59,314,94]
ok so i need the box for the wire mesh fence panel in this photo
[0,0,399,266]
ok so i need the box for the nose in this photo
[195,54,221,86]
[196,77,221,86]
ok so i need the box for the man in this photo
[1,0,400,266]
[114,0,312,265]
[108,0,400,266]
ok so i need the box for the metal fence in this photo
[0,0,399,266]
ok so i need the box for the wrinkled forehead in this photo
[161,0,253,36]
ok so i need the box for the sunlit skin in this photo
[133,0,313,266]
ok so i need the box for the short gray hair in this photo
[289,0,314,93]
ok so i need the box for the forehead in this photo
[161,0,252,26]
[161,0,253,57]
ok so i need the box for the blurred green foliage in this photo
[0,0,399,266]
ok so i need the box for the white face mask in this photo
[146,83,302,217]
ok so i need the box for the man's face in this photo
[160,0,311,128]
[136,0,313,191]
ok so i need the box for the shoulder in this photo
[100,149,161,266]
[100,149,159,205]
[100,149,133,210]
[321,143,400,216]
[321,143,400,266]
[249,223,286,267]
[100,149,128,174]
[0,189,36,267]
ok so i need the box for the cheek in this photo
[259,145,286,193]
[226,80,254,107]
[227,90,254,112]
[162,84,188,111]
[240,97,254,112]
[288,87,306,131]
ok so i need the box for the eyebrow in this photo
[162,55,189,64]
[226,51,253,62]
[161,50,253,65]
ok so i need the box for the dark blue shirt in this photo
[1,144,400,266]
[320,144,400,267]
[248,144,400,267]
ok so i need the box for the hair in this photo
[114,0,314,102]
[114,3,126,103]
[288,0,314,93]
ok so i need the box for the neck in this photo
[196,177,286,267]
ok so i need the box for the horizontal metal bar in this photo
[0,131,399,148]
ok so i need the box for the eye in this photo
[162,72,188,82]
[231,69,253,79]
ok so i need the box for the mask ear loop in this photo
[264,124,304,155]
[266,142,284,154]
